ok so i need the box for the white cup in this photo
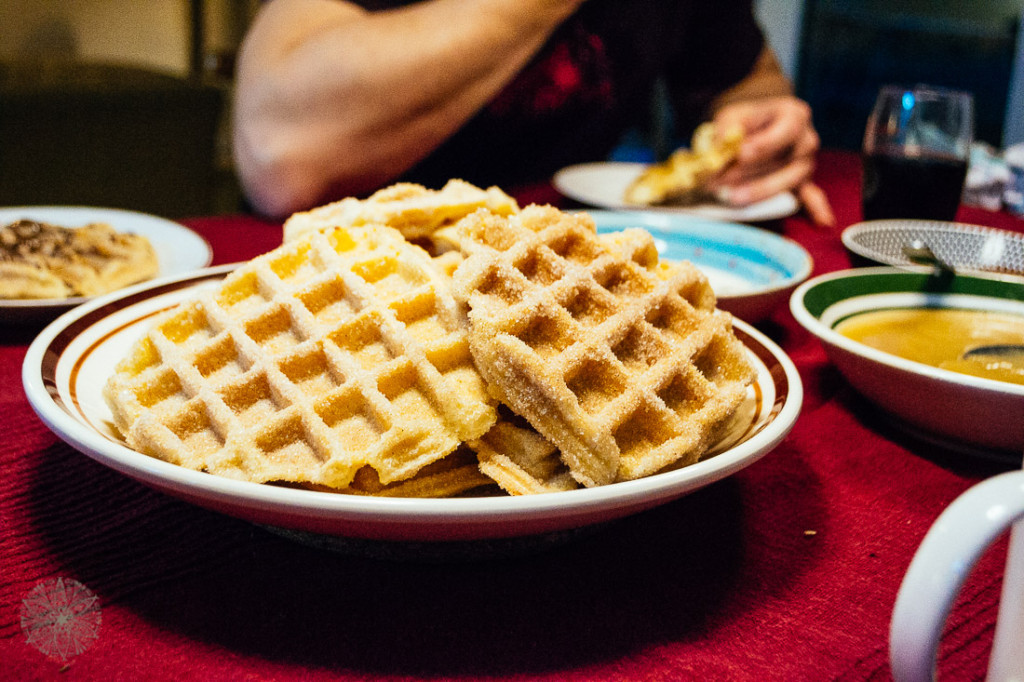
[891,471,1024,681]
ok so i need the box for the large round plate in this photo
[842,219,1024,281]
[0,206,212,323]
[791,267,1024,458]
[22,266,802,544]
[553,161,800,222]
[588,210,813,323]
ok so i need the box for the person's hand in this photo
[709,96,835,227]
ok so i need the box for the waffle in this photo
[471,406,578,495]
[282,179,519,254]
[598,227,661,270]
[452,205,755,486]
[624,122,743,206]
[301,446,496,497]
[0,219,157,299]
[103,223,497,489]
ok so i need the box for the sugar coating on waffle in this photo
[103,223,497,489]
[282,179,518,251]
[452,205,756,487]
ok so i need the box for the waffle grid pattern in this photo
[453,206,755,487]
[104,225,496,489]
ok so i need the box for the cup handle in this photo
[891,471,1024,682]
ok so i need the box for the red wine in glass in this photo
[862,85,973,222]
[862,148,968,221]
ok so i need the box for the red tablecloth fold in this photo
[2,150,1023,681]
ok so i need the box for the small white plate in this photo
[842,219,1024,281]
[0,206,212,323]
[553,162,800,222]
[587,210,813,323]
[791,267,1024,458]
[23,266,802,544]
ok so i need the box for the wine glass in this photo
[862,85,974,221]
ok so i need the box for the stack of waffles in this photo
[104,181,755,496]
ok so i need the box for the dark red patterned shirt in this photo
[354,0,765,190]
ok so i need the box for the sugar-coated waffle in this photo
[624,122,743,206]
[104,223,497,489]
[282,179,518,251]
[470,406,578,495]
[452,205,755,486]
[301,446,495,497]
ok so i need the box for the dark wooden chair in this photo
[0,60,226,218]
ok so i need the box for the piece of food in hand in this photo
[624,122,744,206]
[103,222,497,490]
[282,179,519,254]
[451,205,756,487]
[0,219,157,299]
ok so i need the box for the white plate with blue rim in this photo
[585,210,814,323]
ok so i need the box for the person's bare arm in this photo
[233,0,586,217]
[708,46,836,227]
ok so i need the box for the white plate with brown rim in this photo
[23,265,802,548]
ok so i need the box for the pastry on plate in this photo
[103,180,760,497]
[0,219,157,299]
[471,405,578,496]
[624,122,743,206]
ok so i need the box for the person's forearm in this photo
[234,0,586,216]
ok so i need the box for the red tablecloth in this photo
[3,150,1024,681]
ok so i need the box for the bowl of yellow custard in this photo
[790,267,1024,456]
